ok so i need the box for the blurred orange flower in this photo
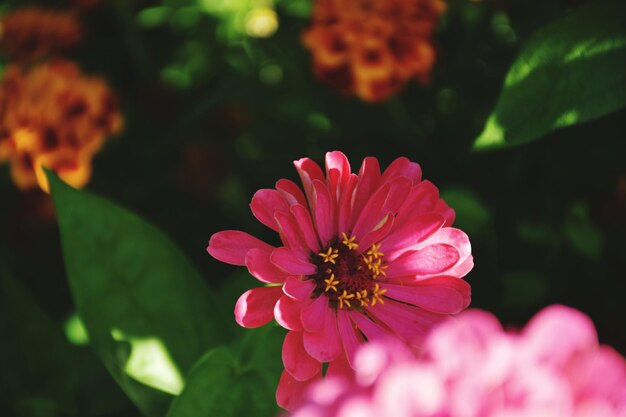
[0,60,123,192]
[0,7,82,62]
[302,0,446,102]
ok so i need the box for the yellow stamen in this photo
[370,283,387,306]
[366,243,384,259]
[338,290,355,309]
[318,247,339,264]
[341,233,359,250]
[376,264,388,277]
[355,289,369,307]
[324,274,340,292]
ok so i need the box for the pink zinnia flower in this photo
[207,151,473,409]
[287,305,626,417]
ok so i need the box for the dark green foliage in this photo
[474,0,626,149]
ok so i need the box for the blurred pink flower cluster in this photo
[288,305,626,417]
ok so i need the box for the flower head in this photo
[208,151,472,409]
[0,60,123,192]
[302,0,446,102]
[288,305,626,417]
[0,7,82,62]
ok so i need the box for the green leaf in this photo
[564,201,604,260]
[474,0,626,150]
[47,172,230,417]
[167,328,283,417]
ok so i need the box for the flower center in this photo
[310,233,387,310]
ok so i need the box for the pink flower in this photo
[287,305,626,417]
[207,151,473,409]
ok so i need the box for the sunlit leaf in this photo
[64,313,90,346]
[167,326,284,417]
[474,0,626,150]
[47,172,231,417]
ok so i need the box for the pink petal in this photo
[303,307,342,362]
[434,199,456,227]
[368,299,447,348]
[352,182,390,241]
[373,365,445,416]
[337,309,363,367]
[383,177,412,213]
[418,227,470,254]
[250,189,289,231]
[523,305,598,369]
[358,212,394,252]
[207,230,273,266]
[245,248,288,284]
[447,255,474,278]
[395,181,439,227]
[234,286,283,328]
[276,368,321,411]
[326,169,341,205]
[423,309,502,367]
[270,247,317,275]
[384,276,471,314]
[276,178,307,207]
[381,213,445,255]
[326,352,354,380]
[325,151,351,185]
[350,157,381,229]
[381,157,422,185]
[283,276,316,300]
[566,345,626,404]
[385,244,460,278]
[301,295,329,333]
[291,204,321,253]
[349,311,392,341]
[275,296,304,331]
[283,331,322,381]
[275,211,311,259]
[312,179,337,246]
[408,227,472,277]
[294,157,325,210]
[337,174,357,234]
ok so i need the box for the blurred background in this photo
[1,0,625,416]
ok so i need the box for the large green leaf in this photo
[48,172,231,417]
[474,0,626,150]
[167,325,284,417]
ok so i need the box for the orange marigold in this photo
[0,60,123,192]
[302,0,446,102]
[0,7,82,62]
